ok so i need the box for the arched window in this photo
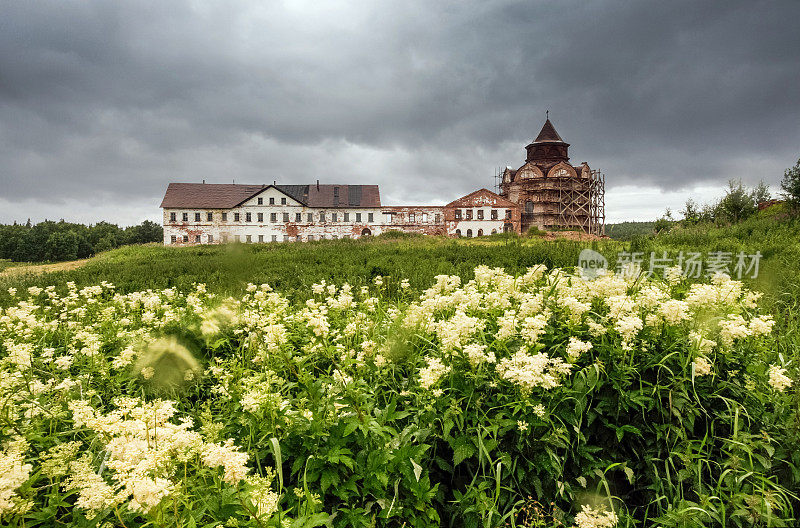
[455,229,461,237]
[466,229,473,238]
[491,229,497,235]
[524,200,534,214]
[361,228,371,236]
[477,229,483,237]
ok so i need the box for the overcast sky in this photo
[1,0,799,225]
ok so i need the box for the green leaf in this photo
[453,437,476,466]
[410,458,423,482]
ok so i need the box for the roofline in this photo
[230,184,308,208]
[444,188,519,208]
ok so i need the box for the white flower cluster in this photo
[573,504,619,528]
[496,351,572,393]
[768,365,793,392]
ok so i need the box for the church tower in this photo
[499,118,604,235]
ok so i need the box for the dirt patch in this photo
[0,258,91,278]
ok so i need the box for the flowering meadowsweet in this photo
[419,356,451,389]
[140,366,155,379]
[573,504,618,528]
[566,337,592,360]
[693,357,713,377]
[497,351,571,393]
[0,438,32,515]
[768,365,792,392]
[463,343,495,367]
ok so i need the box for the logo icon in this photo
[578,249,608,278]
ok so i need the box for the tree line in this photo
[0,220,163,262]
[650,157,800,232]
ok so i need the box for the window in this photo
[332,235,338,240]
[332,212,337,222]
[258,197,263,205]
[258,235,264,243]
[246,212,252,222]
[524,201,533,214]
[296,213,302,222]
[208,234,213,243]
[368,213,374,222]
[182,212,189,222]
[344,212,350,222]
[307,213,313,222]
[409,213,415,223]
[271,235,277,242]
[455,229,461,237]
[491,229,497,235]
[422,213,428,223]
[254,212,260,222]
[207,212,213,221]
[269,197,275,205]
[296,235,301,241]
[466,229,473,238]
[234,213,240,222]
[281,197,286,205]
[319,212,326,222]
[466,209,473,220]
[270,213,277,222]
[195,235,201,243]
[491,210,498,220]
[505,209,512,219]
[283,235,289,242]
[283,212,289,222]
[308,235,314,241]
[245,235,251,243]
[356,212,362,222]
[183,235,189,242]
[222,212,228,221]
[435,214,441,223]
[477,210,484,220]
[455,209,462,220]
[170,235,176,243]
[170,212,176,222]
[193,212,199,222]
[221,234,228,243]
[477,229,483,237]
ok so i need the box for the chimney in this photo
[316,179,320,190]
[273,180,276,186]
[202,179,205,184]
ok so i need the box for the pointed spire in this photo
[533,119,565,143]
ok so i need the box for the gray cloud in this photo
[1,0,799,223]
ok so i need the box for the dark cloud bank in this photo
[1,0,799,223]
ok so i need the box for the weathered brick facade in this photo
[161,183,520,245]
[499,119,605,235]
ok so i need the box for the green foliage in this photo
[605,222,656,240]
[0,219,162,263]
[781,158,800,211]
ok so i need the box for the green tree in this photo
[45,231,79,261]
[780,158,800,211]
[715,180,757,223]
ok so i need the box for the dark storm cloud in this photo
[1,0,799,222]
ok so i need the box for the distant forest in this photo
[604,221,659,240]
[0,220,162,262]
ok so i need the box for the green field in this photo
[1,207,799,528]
